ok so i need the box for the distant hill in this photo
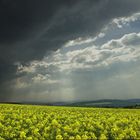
[60,99,140,108]
[1,99,140,108]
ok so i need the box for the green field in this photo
[0,104,140,140]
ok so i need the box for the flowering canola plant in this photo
[0,104,140,139]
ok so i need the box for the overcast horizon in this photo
[0,0,140,102]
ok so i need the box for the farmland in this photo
[0,104,140,139]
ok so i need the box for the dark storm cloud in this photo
[0,0,140,101]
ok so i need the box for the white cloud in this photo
[64,32,105,48]
[112,12,140,28]
[98,32,105,38]
[63,33,140,70]
[32,74,60,84]
[121,33,140,47]
[17,32,140,75]
[13,32,140,101]
[64,37,95,48]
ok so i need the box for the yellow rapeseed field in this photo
[0,104,140,140]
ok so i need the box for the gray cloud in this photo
[1,0,140,101]
[8,32,140,102]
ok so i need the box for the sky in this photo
[0,0,140,102]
